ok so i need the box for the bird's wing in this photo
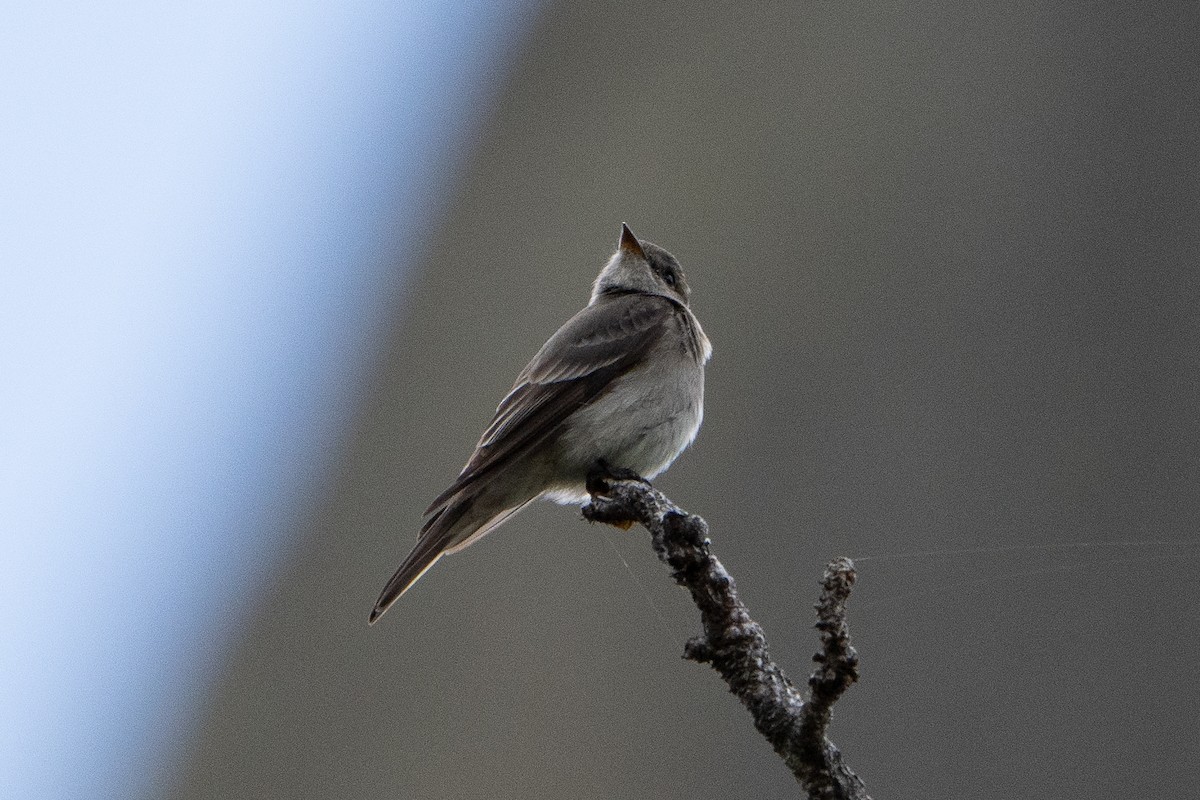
[423,292,678,515]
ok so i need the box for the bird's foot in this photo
[584,459,648,530]
[585,458,650,496]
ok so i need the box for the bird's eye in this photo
[663,271,677,288]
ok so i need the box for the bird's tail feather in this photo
[368,502,468,625]
[368,493,536,624]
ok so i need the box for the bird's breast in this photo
[551,334,706,486]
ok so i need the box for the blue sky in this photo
[0,3,532,797]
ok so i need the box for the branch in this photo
[583,476,870,799]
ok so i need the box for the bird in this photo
[369,223,711,624]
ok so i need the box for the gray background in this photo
[168,3,1199,797]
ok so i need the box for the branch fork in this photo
[583,474,870,799]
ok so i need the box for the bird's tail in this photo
[368,492,534,624]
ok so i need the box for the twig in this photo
[583,476,870,799]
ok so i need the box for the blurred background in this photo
[4,2,1198,798]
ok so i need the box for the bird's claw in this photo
[586,458,650,496]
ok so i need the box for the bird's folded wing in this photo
[424,293,678,516]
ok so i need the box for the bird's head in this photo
[590,223,692,306]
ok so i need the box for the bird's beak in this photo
[619,222,647,260]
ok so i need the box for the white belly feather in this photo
[543,311,709,504]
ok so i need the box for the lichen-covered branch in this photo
[583,476,870,799]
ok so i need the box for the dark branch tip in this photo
[684,636,713,663]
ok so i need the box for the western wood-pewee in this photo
[369,224,711,623]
